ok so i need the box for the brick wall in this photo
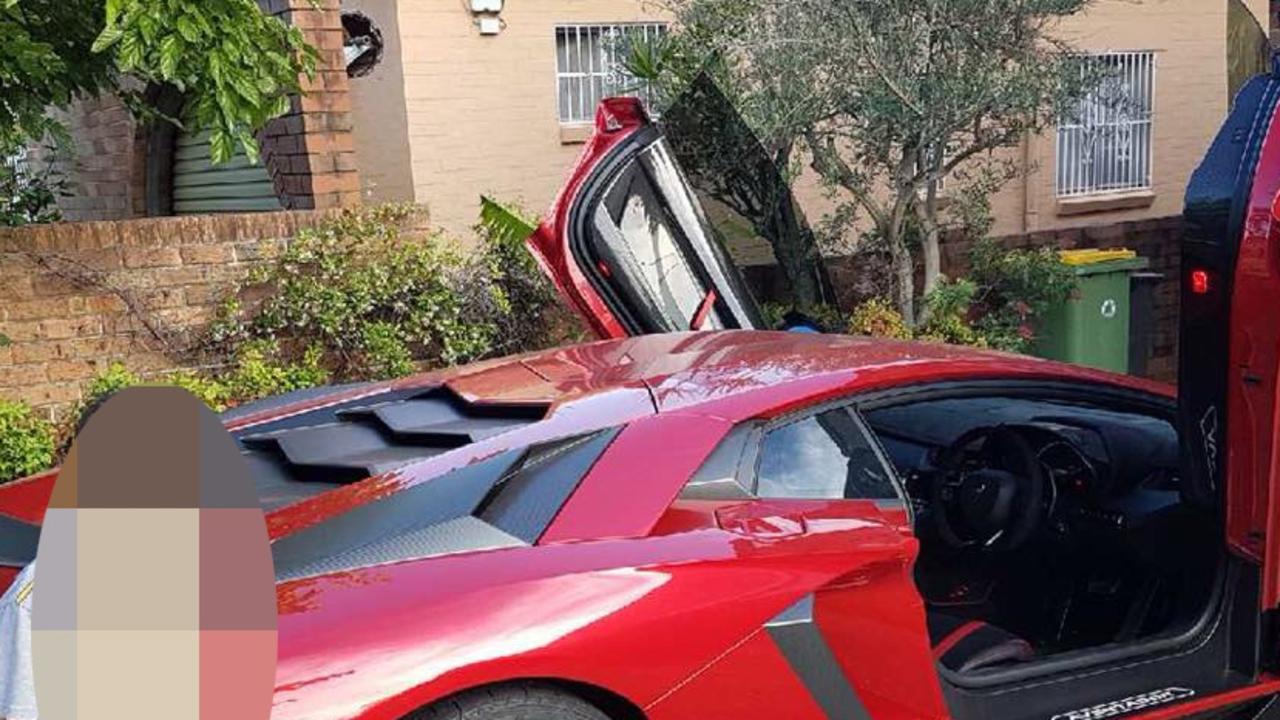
[259,0,362,210]
[39,95,147,222]
[0,211,340,419]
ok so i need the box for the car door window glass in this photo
[594,166,724,332]
[756,408,898,500]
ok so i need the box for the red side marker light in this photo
[1191,269,1211,295]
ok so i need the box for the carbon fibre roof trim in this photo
[477,428,621,543]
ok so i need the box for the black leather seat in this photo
[928,613,1035,673]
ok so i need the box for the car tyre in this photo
[416,682,612,720]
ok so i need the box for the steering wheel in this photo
[931,425,1048,552]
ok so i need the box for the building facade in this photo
[333,0,1271,248]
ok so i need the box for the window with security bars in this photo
[1056,52,1155,198]
[555,23,667,125]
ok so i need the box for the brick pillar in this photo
[259,0,361,210]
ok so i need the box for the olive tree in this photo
[642,0,1100,323]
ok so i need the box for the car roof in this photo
[206,330,1172,540]
[429,330,1173,420]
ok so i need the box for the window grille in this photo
[1056,51,1155,197]
[555,23,667,124]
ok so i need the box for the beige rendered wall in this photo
[987,0,1233,237]
[344,0,417,203]
[384,0,1247,243]
[393,0,668,237]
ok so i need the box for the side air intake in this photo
[271,428,619,581]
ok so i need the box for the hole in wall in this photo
[341,10,384,78]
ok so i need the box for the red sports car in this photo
[5,68,1280,720]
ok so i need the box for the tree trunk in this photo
[917,177,942,325]
[883,202,915,324]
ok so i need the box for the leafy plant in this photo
[164,370,232,411]
[968,239,1075,352]
[475,197,585,354]
[760,302,845,332]
[210,203,571,382]
[0,399,56,484]
[355,322,415,380]
[63,345,329,450]
[846,240,1074,353]
[848,298,912,340]
[916,278,984,347]
[0,149,67,226]
[0,0,317,164]
[479,195,538,247]
[218,339,329,401]
[81,361,141,407]
[92,0,318,163]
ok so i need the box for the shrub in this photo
[967,239,1075,352]
[355,321,416,380]
[917,278,985,347]
[475,197,585,353]
[848,298,912,340]
[847,240,1074,352]
[165,370,233,412]
[208,202,582,384]
[211,204,505,380]
[62,345,331,452]
[0,400,56,484]
[218,339,330,402]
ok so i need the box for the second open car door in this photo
[529,98,763,340]
[1184,61,1280,610]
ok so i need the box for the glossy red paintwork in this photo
[0,331,1190,719]
[256,335,1176,720]
[271,494,943,720]
[1225,98,1280,606]
[528,97,651,340]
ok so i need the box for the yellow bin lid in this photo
[1058,248,1138,266]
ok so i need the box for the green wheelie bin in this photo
[1033,249,1150,373]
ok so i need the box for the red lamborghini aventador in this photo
[5,65,1280,720]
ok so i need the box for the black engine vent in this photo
[271,427,620,581]
[235,385,551,511]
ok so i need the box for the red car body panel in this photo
[529,98,651,340]
[1225,97,1280,605]
[0,332,1173,720]
[272,494,939,720]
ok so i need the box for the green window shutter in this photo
[172,129,282,214]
